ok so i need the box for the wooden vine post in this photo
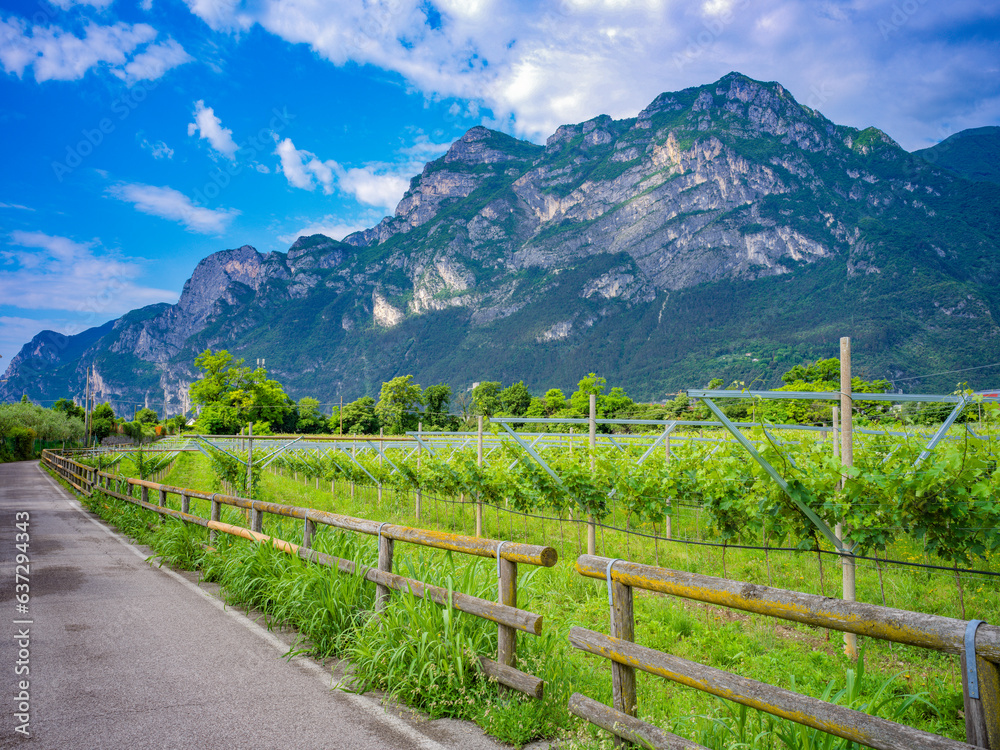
[377,428,384,506]
[588,394,597,556]
[415,422,422,521]
[476,416,484,537]
[839,337,857,658]
[664,433,672,540]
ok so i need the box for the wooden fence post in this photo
[375,525,394,614]
[141,484,149,506]
[210,496,220,543]
[610,566,637,747]
[498,552,517,670]
[181,492,190,514]
[302,511,315,549]
[962,624,1000,749]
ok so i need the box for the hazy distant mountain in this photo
[4,72,1000,414]
[913,126,1000,184]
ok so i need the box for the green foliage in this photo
[471,381,502,417]
[499,381,532,416]
[375,375,423,434]
[570,373,606,415]
[0,401,85,458]
[135,407,159,425]
[189,348,293,432]
[342,396,377,435]
[423,384,454,428]
[295,397,328,434]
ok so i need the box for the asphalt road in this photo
[0,461,509,750]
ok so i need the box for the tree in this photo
[342,396,377,434]
[499,381,531,416]
[570,373,606,415]
[768,359,892,424]
[296,397,328,434]
[188,349,292,431]
[471,381,501,417]
[189,350,237,408]
[602,386,634,418]
[135,407,159,425]
[423,384,452,428]
[90,403,116,441]
[53,398,85,420]
[543,389,566,415]
[375,376,423,434]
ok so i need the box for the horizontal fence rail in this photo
[571,553,999,750]
[41,450,556,699]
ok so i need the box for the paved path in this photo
[0,461,507,750]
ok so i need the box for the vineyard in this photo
[64,408,1000,749]
[154,417,1000,611]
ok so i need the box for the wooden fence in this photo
[570,553,999,750]
[42,450,556,698]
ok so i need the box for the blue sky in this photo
[1,0,999,372]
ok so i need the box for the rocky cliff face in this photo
[4,72,1000,413]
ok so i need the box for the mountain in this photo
[4,72,1000,415]
[913,126,1000,184]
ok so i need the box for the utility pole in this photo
[340,394,343,435]
[85,366,91,447]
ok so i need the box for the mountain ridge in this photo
[4,72,1000,414]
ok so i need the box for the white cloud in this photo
[108,182,240,233]
[0,231,177,315]
[274,137,336,192]
[0,202,33,210]
[336,166,410,209]
[113,38,193,85]
[140,138,174,159]
[187,100,239,159]
[0,232,179,368]
[274,137,412,211]
[0,18,158,82]
[178,0,1000,150]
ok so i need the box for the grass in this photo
[48,452,989,748]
